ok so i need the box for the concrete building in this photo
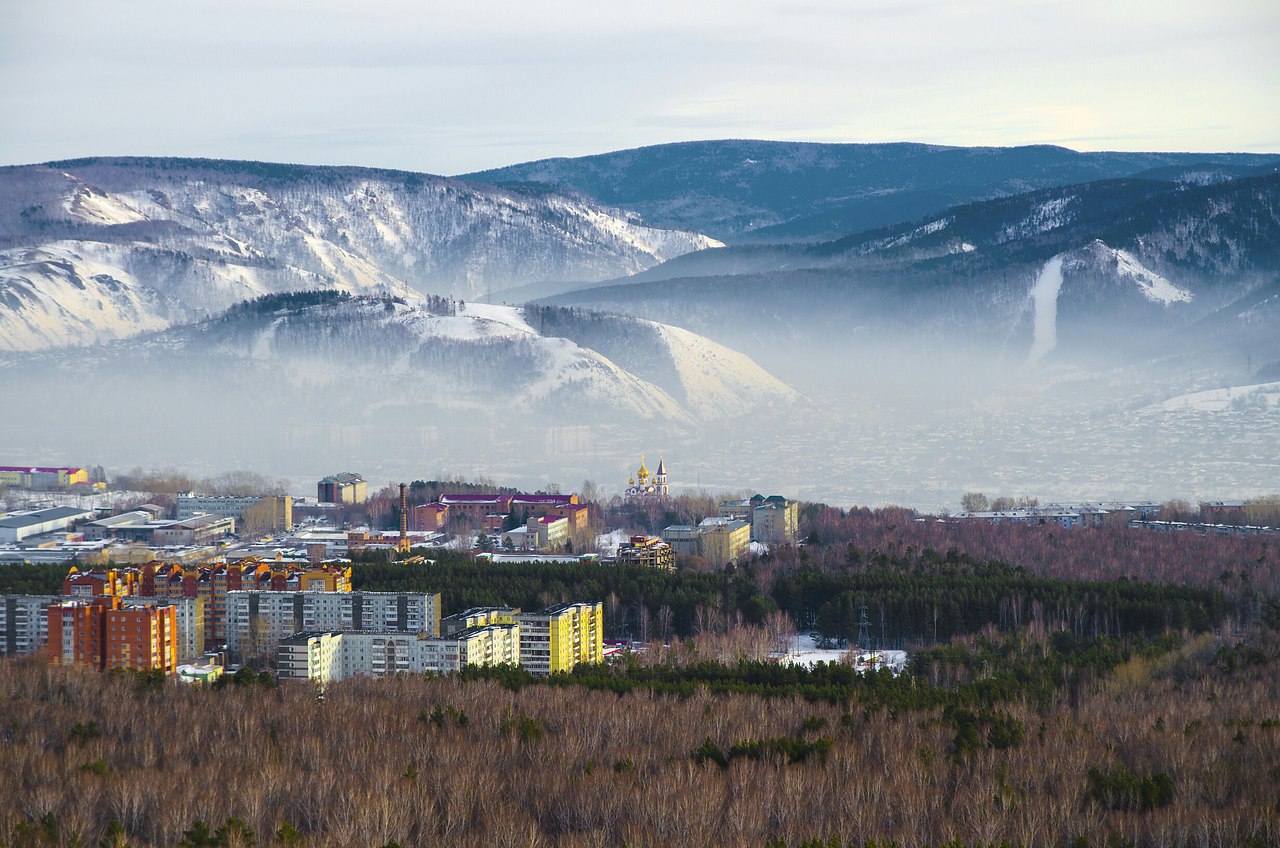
[48,597,116,669]
[752,498,799,545]
[0,466,88,489]
[661,518,751,566]
[0,507,93,543]
[516,602,603,676]
[105,604,178,673]
[661,525,700,557]
[719,495,799,545]
[612,535,675,571]
[317,473,367,504]
[527,514,570,550]
[1,595,60,656]
[225,590,441,656]
[441,606,520,636]
[177,494,293,532]
[277,622,519,683]
[122,596,204,663]
[696,517,751,566]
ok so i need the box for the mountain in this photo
[0,157,719,351]
[461,140,1280,243]
[0,292,795,424]
[542,173,1280,371]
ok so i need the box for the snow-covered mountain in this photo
[0,158,720,351]
[5,293,795,425]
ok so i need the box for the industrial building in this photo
[0,506,93,543]
[0,466,89,489]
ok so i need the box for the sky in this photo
[1,0,1277,174]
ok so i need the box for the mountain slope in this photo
[544,173,1280,369]
[0,157,719,351]
[462,140,1280,242]
[0,292,795,426]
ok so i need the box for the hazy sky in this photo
[2,0,1277,174]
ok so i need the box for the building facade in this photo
[277,622,520,683]
[1,595,60,656]
[0,466,88,489]
[515,602,604,676]
[177,494,293,532]
[623,456,668,503]
[612,535,675,570]
[225,590,441,656]
[317,473,367,504]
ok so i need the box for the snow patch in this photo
[1026,255,1065,365]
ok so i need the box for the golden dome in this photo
[637,453,649,481]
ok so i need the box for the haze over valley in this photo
[2,143,1278,508]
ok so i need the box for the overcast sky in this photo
[2,0,1277,174]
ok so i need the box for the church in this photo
[624,455,668,503]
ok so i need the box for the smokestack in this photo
[399,483,408,550]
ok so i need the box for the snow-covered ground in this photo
[1147,381,1280,413]
[775,633,909,675]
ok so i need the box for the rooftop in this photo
[0,506,92,528]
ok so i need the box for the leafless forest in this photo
[2,639,1277,848]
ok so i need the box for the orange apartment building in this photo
[105,605,177,673]
[63,560,351,650]
[48,597,117,669]
[48,597,178,673]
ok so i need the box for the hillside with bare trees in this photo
[2,622,1278,848]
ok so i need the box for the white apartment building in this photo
[226,590,441,655]
[1,595,59,656]
[277,623,519,683]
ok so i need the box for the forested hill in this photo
[462,139,1280,242]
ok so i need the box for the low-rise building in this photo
[0,507,93,543]
[0,466,89,489]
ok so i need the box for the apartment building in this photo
[1,595,60,656]
[515,602,603,676]
[225,590,441,656]
[277,622,519,683]
[105,604,178,673]
[177,493,294,532]
[317,473,367,504]
[47,597,178,674]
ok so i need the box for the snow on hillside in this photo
[1061,240,1192,304]
[649,322,799,416]
[0,160,721,352]
[120,295,788,423]
[1147,382,1280,413]
[0,244,171,350]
